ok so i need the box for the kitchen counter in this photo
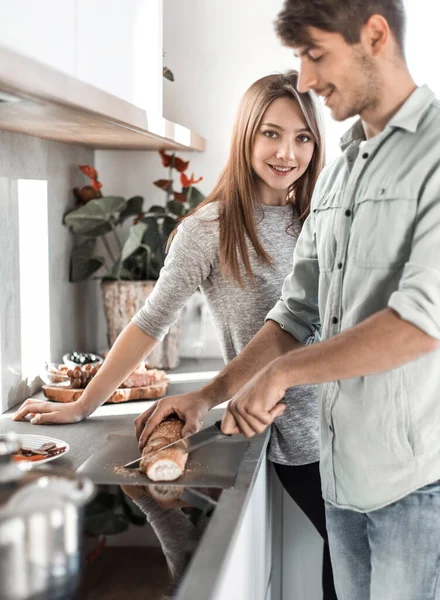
[0,359,271,600]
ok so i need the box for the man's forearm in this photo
[201,320,301,408]
[273,308,439,390]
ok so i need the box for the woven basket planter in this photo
[101,280,180,370]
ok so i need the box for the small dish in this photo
[62,352,103,368]
[0,434,70,470]
[40,362,71,388]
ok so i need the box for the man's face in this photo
[294,27,381,122]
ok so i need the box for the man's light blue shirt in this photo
[267,85,440,512]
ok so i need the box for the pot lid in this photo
[0,433,94,518]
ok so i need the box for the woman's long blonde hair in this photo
[171,70,325,285]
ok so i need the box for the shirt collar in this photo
[340,85,436,151]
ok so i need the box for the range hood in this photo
[0,44,205,152]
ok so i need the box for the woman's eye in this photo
[297,135,312,143]
[263,130,278,139]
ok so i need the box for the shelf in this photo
[0,44,205,151]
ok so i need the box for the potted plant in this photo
[64,153,205,369]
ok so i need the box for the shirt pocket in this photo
[351,187,417,269]
[313,191,342,272]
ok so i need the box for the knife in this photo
[124,420,237,469]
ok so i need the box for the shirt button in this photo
[337,262,343,269]
[332,316,339,324]
[348,156,354,162]
[345,209,351,217]
[362,152,369,159]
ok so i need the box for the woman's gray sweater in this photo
[132,203,319,465]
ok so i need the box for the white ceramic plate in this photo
[3,434,70,469]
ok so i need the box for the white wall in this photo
[0,132,98,413]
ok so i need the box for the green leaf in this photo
[188,186,205,211]
[70,239,105,282]
[162,215,177,239]
[167,199,186,217]
[142,218,162,253]
[147,205,167,215]
[121,222,147,263]
[119,196,144,222]
[64,196,127,235]
[110,258,122,280]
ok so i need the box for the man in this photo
[137,1,440,597]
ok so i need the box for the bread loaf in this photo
[141,418,188,482]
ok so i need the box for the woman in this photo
[14,71,336,598]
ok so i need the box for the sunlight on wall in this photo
[18,180,51,381]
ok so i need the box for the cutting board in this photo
[77,413,249,488]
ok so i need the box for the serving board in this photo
[42,381,169,404]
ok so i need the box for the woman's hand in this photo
[221,363,287,437]
[135,391,210,450]
[12,399,87,424]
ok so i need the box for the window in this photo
[18,179,51,383]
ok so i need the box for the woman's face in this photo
[251,96,315,205]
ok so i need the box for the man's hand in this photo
[135,391,211,450]
[221,363,287,437]
[13,399,87,424]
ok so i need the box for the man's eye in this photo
[309,54,324,63]
[263,130,278,139]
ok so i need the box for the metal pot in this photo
[0,434,95,600]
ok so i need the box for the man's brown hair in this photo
[275,0,406,54]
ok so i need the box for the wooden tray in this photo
[42,380,169,404]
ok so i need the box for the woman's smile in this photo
[267,164,297,176]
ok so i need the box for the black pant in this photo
[273,461,338,600]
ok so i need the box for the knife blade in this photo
[124,420,236,469]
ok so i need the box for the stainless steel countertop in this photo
[0,359,269,600]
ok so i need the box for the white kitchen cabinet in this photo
[76,0,163,113]
[282,489,324,599]
[0,0,76,76]
[0,0,163,114]
[211,459,274,600]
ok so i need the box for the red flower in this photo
[180,172,203,187]
[159,150,173,168]
[91,179,102,191]
[159,150,189,173]
[174,191,187,203]
[174,157,190,173]
[153,179,173,192]
[79,165,99,180]
[79,165,102,192]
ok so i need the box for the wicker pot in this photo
[101,280,180,370]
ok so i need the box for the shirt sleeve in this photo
[132,222,213,341]
[388,169,440,339]
[265,210,321,343]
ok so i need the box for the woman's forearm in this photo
[76,322,159,417]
